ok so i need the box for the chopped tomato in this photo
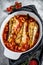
[18,46,22,51]
[3,33,7,40]
[14,35,16,39]
[19,22,22,27]
[14,45,18,51]
[12,41,15,45]
[24,44,29,50]
[5,26,8,32]
[6,42,11,48]
[21,48,26,52]
[17,28,20,33]
[19,17,25,22]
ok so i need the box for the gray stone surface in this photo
[0,0,43,65]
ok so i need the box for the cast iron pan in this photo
[9,5,43,65]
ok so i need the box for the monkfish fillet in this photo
[15,22,27,46]
[8,17,19,42]
[11,17,19,33]
[21,22,27,45]
[15,25,23,44]
[28,22,38,47]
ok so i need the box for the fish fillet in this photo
[8,17,19,42]
[28,22,38,47]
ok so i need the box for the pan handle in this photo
[4,48,22,60]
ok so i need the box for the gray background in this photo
[0,0,43,65]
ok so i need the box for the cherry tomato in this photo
[29,59,38,65]
[15,5,21,9]
[15,2,22,9]
[6,7,12,12]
